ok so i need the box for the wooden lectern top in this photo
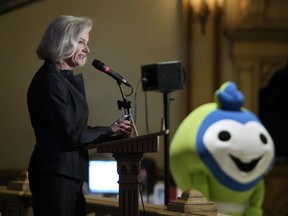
[87,130,168,154]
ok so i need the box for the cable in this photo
[144,90,149,133]
[125,85,133,97]
[133,79,142,124]
[139,179,147,216]
[133,78,150,133]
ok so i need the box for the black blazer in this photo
[27,60,113,181]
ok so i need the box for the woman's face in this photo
[66,32,90,68]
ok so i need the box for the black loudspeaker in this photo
[141,61,185,92]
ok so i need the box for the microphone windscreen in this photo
[92,59,106,71]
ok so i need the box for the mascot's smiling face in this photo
[196,82,275,191]
[204,120,273,182]
[199,115,274,187]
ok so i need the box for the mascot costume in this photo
[170,82,275,216]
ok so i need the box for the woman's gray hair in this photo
[37,15,93,63]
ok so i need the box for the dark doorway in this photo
[259,65,288,159]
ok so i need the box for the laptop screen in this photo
[88,160,119,195]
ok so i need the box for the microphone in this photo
[92,59,132,87]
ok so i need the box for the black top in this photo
[27,60,113,181]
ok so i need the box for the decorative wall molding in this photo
[224,0,288,113]
[226,29,288,42]
[242,0,288,29]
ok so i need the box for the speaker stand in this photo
[163,91,172,205]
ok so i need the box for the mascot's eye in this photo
[218,131,231,141]
[260,133,268,144]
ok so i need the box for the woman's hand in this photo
[111,119,133,137]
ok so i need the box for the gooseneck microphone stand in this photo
[117,81,138,136]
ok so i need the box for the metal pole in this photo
[163,91,170,205]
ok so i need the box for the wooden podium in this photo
[88,130,167,216]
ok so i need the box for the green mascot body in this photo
[170,82,275,216]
